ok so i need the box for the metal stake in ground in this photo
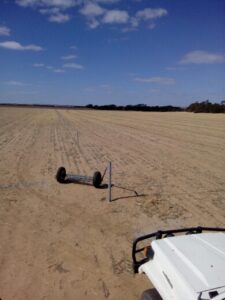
[108,161,112,203]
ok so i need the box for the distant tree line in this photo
[1,100,224,113]
[86,104,183,112]
[0,103,85,109]
[87,101,225,113]
[186,100,225,113]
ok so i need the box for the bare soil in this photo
[0,107,225,300]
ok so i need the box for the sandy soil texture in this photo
[0,107,225,300]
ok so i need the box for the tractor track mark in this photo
[56,110,93,175]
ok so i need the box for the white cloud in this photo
[130,17,139,28]
[32,63,66,73]
[134,76,175,85]
[54,68,65,73]
[80,3,105,17]
[70,45,77,50]
[61,54,77,60]
[121,7,167,32]
[39,7,60,14]
[5,80,25,86]
[16,0,119,10]
[0,41,43,51]
[0,25,10,36]
[15,0,37,7]
[122,26,137,33]
[16,0,76,24]
[88,19,100,29]
[136,8,168,20]
[33,63,45,67]
[96,0,119,3]
[16,0,118,10]
[46,65,54,69]
[48,13,70,23]
[15,0,167,31]
[80,3,105,29]
[180,50,225,64]
[63,62,84,69]
[16,0,79,9]
[32,63,69,74]
[102,10,129,24]
[122,7,168,32]
[39,7,70,23]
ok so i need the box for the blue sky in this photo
[0,0,224,106]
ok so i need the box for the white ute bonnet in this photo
[139,232,225,300]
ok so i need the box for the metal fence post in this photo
[108,161,112,203]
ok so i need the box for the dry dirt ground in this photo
[0,107,225,300]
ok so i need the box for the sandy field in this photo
[0,107,225,300]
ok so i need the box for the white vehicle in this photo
[132,227,225,300]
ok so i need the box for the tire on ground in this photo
[56,166,66,183]
[140,289,162,300]
[93,171,102,188]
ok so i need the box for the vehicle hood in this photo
[140,232,225,295]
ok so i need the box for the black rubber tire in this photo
[140,289,162,300]
[92,171,102,188]
[56,167,66,183]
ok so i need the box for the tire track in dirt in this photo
[55,110,91,175]
[9,110,86,220]
[64,111,147,173]
[0,110,92,300]
[58,110,100,175]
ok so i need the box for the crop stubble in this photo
[0,107,225,299]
